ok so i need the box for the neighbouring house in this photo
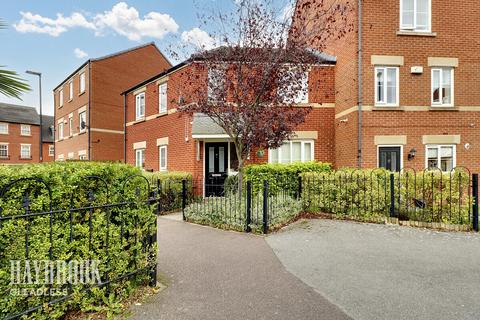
[0,103,54,164]
[123,48,336,195]
[291,0,480,172]
[53,42,171,161]
[41,115,55,162]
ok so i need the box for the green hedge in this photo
[0,162,157,319]
[143,171,193,213]
[301,168,472,225]
[245,161,332,195]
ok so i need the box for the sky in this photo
[0,0,291,116]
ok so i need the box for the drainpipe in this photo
[88,61,92,160]
[357,0,363,168]
[123,93,127,163]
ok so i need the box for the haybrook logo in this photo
[10,260,102,296]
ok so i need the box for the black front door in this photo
[378,147,401,172]
[205,143,228,196]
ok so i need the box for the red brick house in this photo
[0,103,54,164]
[53,42,171,161]
[292,0,480,173]
[123,49,336,194]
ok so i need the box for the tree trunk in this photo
[234,141,245,197]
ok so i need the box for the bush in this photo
[184,193,302,233]
[0,162,157,319]
[245,161,332,195]
[143,171,193,213]
[301,168,472,225]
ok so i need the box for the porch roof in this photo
[191,114,229,139]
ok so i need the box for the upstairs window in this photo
[0,122,9,134]
[136,93,145,120]
[79,111,87,133]
[207,67,226,102]
[375,67,399,106]
[79,72,86,93]
[69,117,73,136]
[400,0,431,32]
[20,124,31,136]
[432,68,453,107]
[279,69,309,104]
[59,89,64,107]
[69,81,73,100]
[58,122,64,140]
[159,83,167,113]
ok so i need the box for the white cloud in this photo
[74,48,88,59]
[181,28,217,50]
[94,2,179,41]
[14,11,95,37]
[13,2,178,41]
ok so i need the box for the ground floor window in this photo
[268,140,314,164]
[0,144,8,158]
[79,154,87,160]
[378,146,402,172]
[49,145,54,156]
[426,145,455,172]
[159,145,167,171]
[135,149,145,169]
[20,144,31,159]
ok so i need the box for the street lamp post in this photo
[26,70,43,162]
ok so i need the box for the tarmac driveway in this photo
[266,219,480,320]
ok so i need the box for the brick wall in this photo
[0,123,41,164]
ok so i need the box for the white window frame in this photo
[58,122,64,140]
[207,67,226,102]
[20,144,31,159]
[79,111,87,133]
[159,145,167,172]
[135,148,145,169]
[48,145,54,156]
[69,81,73,100]
[377,145,404,171]
[0,143,8,158]
[279,69,309,104]
[69,117,73,136]
[135,92,145,120]
[425,144,456,172]
[159,83,167,113]
[59,89,64,108]
[431,68,454,107]
[0,122,8,134]
[79,154,87,160]
[268,140,315,164]
[374,66,400,107]
[79,72,86,93]
[400,0,431,32]
[20,124,31,136]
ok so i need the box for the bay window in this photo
[400,0,431,32]
[426,145,456,172]
[432,68,453,107]
[375,67,399,106]
[269,140,314,164]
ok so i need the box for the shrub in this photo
[184,193,302,233]
[301,168,472,225]
[245,161,332,195]
[0,162,157,319]
[143,171,193,213]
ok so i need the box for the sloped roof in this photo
[41,115,54,143]
[0,102,40,125]
[191,113,226,136]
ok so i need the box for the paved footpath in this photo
[128,216,350,320]
[267,219,480,320]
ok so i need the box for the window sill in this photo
[0,156,10,160]
[68,99,73,103]
[396,30,437,37]
[134,118,146,124]
[20,157,32,160]
[78,91,86,96]
[156,111,168,118]
[0,133,8,135]
[20,134,32,137]
[429,105,458,111]
[79,130,87,135]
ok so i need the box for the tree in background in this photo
[0,19,30,99]
[173,0,352,190]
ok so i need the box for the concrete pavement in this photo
[266,219,480,320]
[128,215,351,320]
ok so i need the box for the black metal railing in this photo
[0,174,159,320]
[178,168,480,234]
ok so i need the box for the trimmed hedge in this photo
[0,162,157,319]
[245,161,332,195]
[143,171,193,213]
[301,168,472,225]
